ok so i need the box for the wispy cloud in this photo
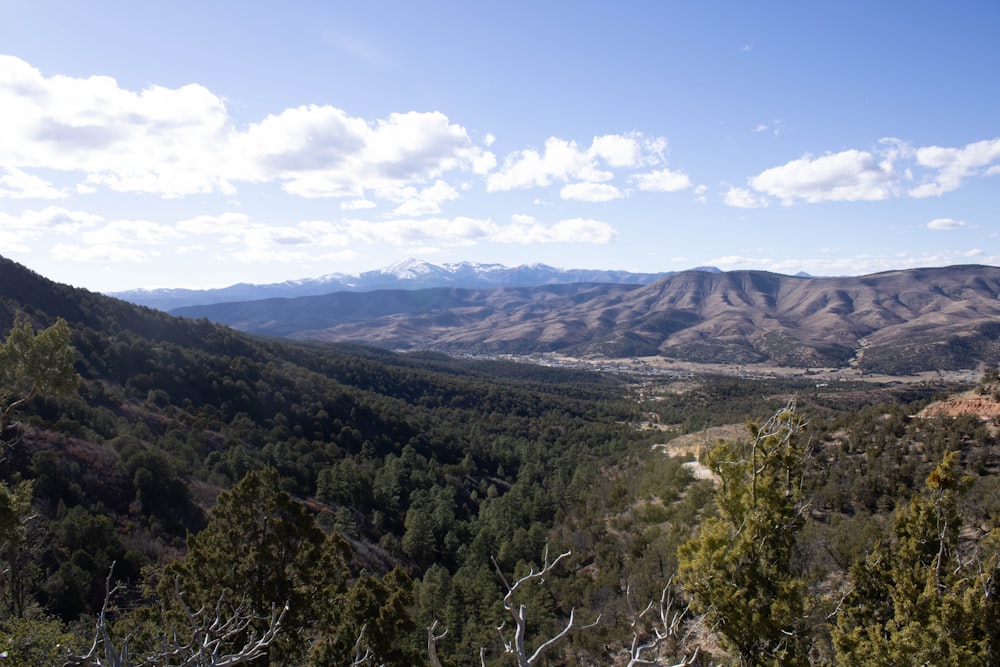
[0,167,68,199]
[706,249,1000,276]
[910,138,1000,197]
[926,217,966,230]
[631,168,693,193]
[723,187,768,208]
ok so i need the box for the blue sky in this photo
[1,1,998,292]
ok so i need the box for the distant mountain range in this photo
[170,264,1000,374]
[110,258,720,310]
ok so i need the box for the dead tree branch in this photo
[490,544,600,667]
[624,578,700,667]
[64,565,287,667]
[427,620,447,667]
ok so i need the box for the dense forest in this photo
[1,255,999,666]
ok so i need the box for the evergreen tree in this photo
[163,468,351,666]
[833,451,1000,665]
[677,404,811,666]
[0,314,78,440]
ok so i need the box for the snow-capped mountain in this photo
[109,258,707,311]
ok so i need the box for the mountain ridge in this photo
[171,264,1000,374]
[109,258,716,310]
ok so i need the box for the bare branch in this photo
[493,545,598,667]
[623,577,699,667]
[527,606,601,665]
[427,620,447,667]
[64,567,287,667]
[350,624,371,667]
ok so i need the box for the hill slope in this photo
[173,265,1000,373]
[0,254,633,600]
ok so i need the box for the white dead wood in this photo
[623,578,700,667]
[426,620,447,667]
[64,565,287,667]
[488,544,600,667]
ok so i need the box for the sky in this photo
[0,1,998,293]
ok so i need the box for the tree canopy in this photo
[0,314,78,438]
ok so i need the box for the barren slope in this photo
[173,265,1000,373]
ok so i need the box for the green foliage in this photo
[0,614,80,666]
[678,405,811,666]
[833,451,1000,665]
[0,479,35,619]
[163,468,351,665]
[310,567,418,667]
[0,314,78,437]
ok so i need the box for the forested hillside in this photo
[1,255,999,665]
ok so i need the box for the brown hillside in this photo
[178,265,1000,374]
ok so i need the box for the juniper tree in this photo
[833,450,1000,665]
[677,404,811,667]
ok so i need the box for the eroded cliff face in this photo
[918,387,1000,419]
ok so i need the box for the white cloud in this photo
[494,216,618,244]
[752,119,783,136]
[632,168,692,192]
[341,199,377,210]
[0,229,29,253]
[0,168,68,199]
[693,184,708,203]
[333,214,617,247]
[177,212,252,235]
[0,56,235,197]
[591,133,664,167]
[734,137,999,206]
[239,107,495,198]
[486,132,667,192]
[0,206,103,235]
[342,216,496,245]
[0,209,184,264]
[560,182,623,202]
[0,55,495,201]
[709,254,774,268]
[729,137,1000,206]
[723,187,769,208]
[909,137,1000,197]
[705,249,1000,277]
[51,243,149,263]
[926,217,966,230]
[83,219,182,246]
[387,179,460,216]
[748,149,897,204]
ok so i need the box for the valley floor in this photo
[496,352,983,385]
